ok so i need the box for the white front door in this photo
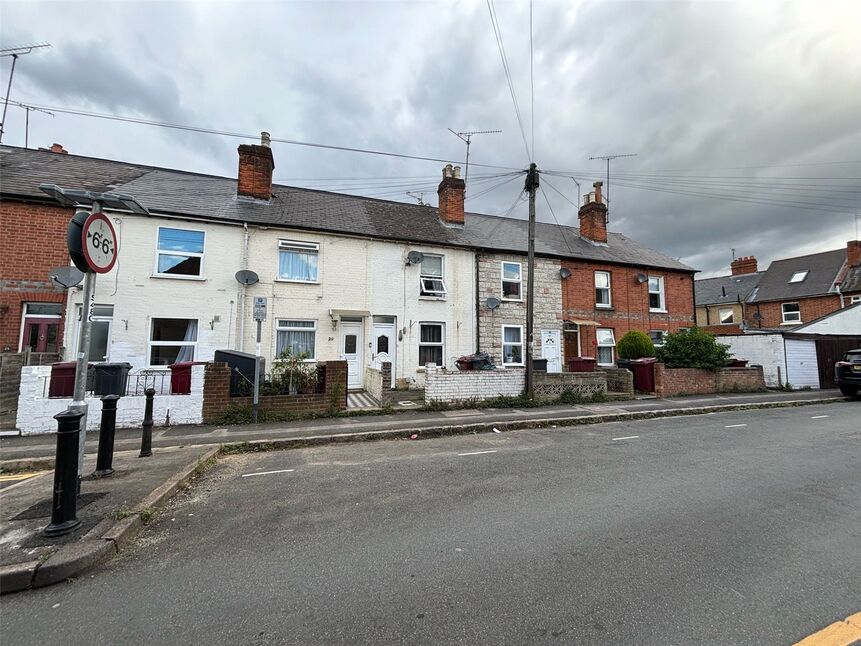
[372,323,396,387]
[340,321,364,389]
[541,329,562,373]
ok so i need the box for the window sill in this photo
[649,309,668,314]
[780,321,802,326]
[418,296,447,301]
[274,279,320,285]
[595,305,613,310]
[151,274,206,281]
[501,298,523,303]
[502,363,525,368]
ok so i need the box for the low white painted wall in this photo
[15,365,204,436]
[721,334,786,387]
[425,363,524,403]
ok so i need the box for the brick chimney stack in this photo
[38,143,68,154]
[437,164,465,226]
[237,131,274,201]
[847,240,861,268]
[578,181,608,244]
[731,255,758,275]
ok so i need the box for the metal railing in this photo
[41,369,175,398]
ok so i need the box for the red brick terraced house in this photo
[746,241,861,330]
[557,183,695,365]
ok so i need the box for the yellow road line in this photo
[795,612,861,646]
[0,471,49,482]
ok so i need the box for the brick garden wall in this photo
[0,201,73,353]
[654,363,765,397]
[202,360,347,422]
[365,362,392,406]
[597,367,634,394]
[425,364,524,403]
[0,353,23,431]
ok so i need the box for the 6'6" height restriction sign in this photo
[81,212,118,273]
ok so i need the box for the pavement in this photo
[0,444,217,594]
[0,388,846,461]
[0,402,857,645]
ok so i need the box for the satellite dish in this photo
[234,270,260,285]
[49,266,84,289]
[485,297,501,310]
[636,273,648,283]
[560,268,572,279]
[752,312,762,321]
[406,251,424,265]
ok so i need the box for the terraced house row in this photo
[1,137,695,393]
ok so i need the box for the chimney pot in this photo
[260,131,271,147]
[730,255,758,275]
[593,181,603,204]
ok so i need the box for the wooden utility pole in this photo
[525,162,538,399]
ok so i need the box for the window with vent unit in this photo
[419,255,447,297]
[278,240,319,282]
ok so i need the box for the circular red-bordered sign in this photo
[81,213,118,273]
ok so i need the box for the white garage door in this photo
[785,339,819,389]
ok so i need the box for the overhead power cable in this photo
[539,185,575,255]
[13,101,524,172]
[486,0,531,161]
[465,172,525,202]
[541,169,861,182]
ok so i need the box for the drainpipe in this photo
[837,283,845,308]
[474,253,481,353]
[690,274,697,328]
[239,223,250,352]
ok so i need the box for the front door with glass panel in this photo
[541,329,562,373]
[340,321,364,389]
[22,318,60,354]
[372,323,396,387]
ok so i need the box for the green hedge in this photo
[656,329,731,369]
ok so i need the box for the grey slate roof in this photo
[840,264,861,294]
[695,272,762,305]
[748,248,846,303]
[0,145,694,272]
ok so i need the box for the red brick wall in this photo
[750,295,841,329]
[654,363,765,397]
[202,360,347,422]
[0,200,72,352]
[236,144,274,200]
[561,260,694,356]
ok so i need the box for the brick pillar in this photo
[202,362,231,423]
[380,362,392,406]
[654,362,665,397]
[324,361,348,410]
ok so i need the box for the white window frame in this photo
[148,317,199,367]
[649,330,666,347]
[781,302,801,324]
[275,319,317,361]
[277,239,320,283]
[74,304,114,362]
[595,271,612,308]
[648,275,666,312]
[153,226,206,279]
[501,261,523,302]
[849,295,861,304]
[718,307,735,324]
[788,270,808,284]
[596,328,616,366]
[501,324,524,366]
[419,254,447,298]
[418,322,445,367]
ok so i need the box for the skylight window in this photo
[788,270,808,283]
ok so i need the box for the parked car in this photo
[834,349,861,397]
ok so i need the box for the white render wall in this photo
[63,212,245,370]
[425,364,524,402]
[16,365,204,435]
[61,212,476,389]
[240,228,476,387]
[720,334,787,387]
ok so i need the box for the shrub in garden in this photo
[617,331,655,359]
[656,329,731,369]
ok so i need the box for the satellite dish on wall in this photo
[49,266,84,289]
[234,270,260,285]
[636,273,648,283]
[485,297,501,310]
[406,251,425,265]
[560,268,572,279]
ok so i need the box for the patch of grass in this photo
[115,507,134,521]
[139,507,155,524]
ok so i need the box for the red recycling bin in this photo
[567,357,596,372]
[49,361,80,398]
[169,361,206,394]
[629,358,658,393]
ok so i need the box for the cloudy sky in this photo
[2,0,859,275]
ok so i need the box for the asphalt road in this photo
[2,402,859,645]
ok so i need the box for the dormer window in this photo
[788,270,808,283]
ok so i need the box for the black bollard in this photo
[139,387,154,458]
[43,409,84,537]
[93,394,120,477]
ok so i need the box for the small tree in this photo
[617,331,655,359]
[271,348,318,394]
[656,329,731,370]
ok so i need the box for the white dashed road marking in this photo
[612,435,639,441]
[241,469,295,478]
[457,450,498,456]
[810,415,829,419]
[725,424,747,428]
